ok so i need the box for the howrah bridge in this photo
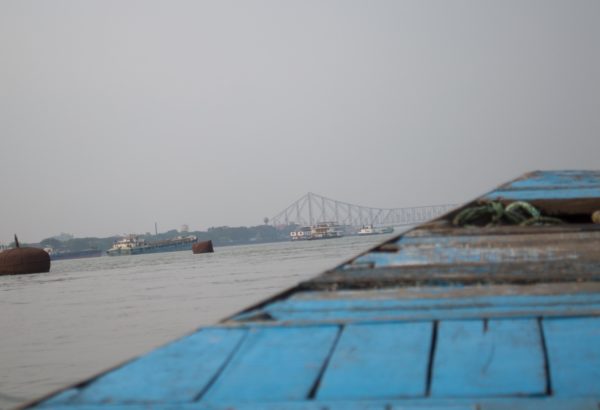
[270,192,457,228]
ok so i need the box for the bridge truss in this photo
[270,192,457,228]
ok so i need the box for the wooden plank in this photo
[542,317,600,396]
[505,170,600,190]
[225,399,598,410]
[480,398,599,410]
[69,328,246,404]
[431,319,546,397]
[259,293,600,323]
[263,305,600,323]
[485,188,600,200]
[403,225,600,240]
[396,231,600,245]
[35,398,600,410]
[272,292,600,311]
[290,283,600,301]
[34,406,178,410]
[347,230,600,268]
[36,406,209,410]
[197,402,474,410]
[316,322,432,399]
[483,169,600,201]
[202,325,339,402]
[302,260,600,291]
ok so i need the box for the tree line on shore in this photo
[14,225,299,252]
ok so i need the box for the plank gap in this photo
[307,325,344,399]
[538,317,553,396]
[425,320,439,397]
[193,329,249,402]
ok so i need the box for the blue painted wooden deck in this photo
[24,170,600,410]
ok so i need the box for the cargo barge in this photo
[23,170,600,410]
[106,235,198,256]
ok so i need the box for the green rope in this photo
[505,201,540,219]
[452,201,563,227]
[452,204,497,227]
[520,216,564,226]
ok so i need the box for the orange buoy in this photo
[192,240,214,254]
[0,247,50,275]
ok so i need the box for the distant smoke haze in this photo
[1,0,599,242]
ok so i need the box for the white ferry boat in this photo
[357,225,394,235]
[289,226,313,240]
[290,222,344,240]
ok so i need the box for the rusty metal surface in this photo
[0,247,50,275]
[192,240,214,254]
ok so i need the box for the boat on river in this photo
[106,235,198,256]
[357,224,394,235]
[290,222,344,240]
[23,170,600,409]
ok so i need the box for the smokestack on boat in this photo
[192,240,214,254]
[0,235,51,275]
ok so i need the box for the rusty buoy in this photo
[192,240,214,254]
[0,246,50,275]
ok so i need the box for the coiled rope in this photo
[452,201,563,227]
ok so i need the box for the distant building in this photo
[180,224,189,233]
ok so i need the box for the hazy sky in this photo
[1,0,599,242]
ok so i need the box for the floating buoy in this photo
[0,235,50,275]
[192,240,214,254]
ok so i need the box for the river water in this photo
[0,234,397,409]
